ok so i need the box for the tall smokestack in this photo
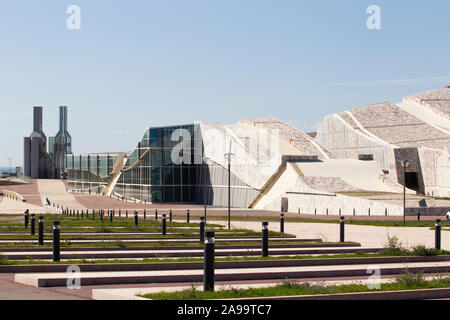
[59,106,68,132]
[33,106,43,133]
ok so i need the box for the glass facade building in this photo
[115,124,201,203]
[65,122,260,207]
[66,124,205,203]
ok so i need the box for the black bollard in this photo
[30,214,36,235]
[110,210,113,223]
[169,210,173,222]
[368,208,371,216]
[155,209,158,221]
[385,208,388,216]
[187,209,190,223]
[126,210,128,219]
[204,231,215,292]
[24,210,29,229]
[162,214,167,235]
[134,211,138,226]
[92,210,95,220]
[435,219,441,250]
[314,208,317,215]
[86,209,89,219]
[339,208,341,216]
[326,208,328,216]
[280,214,284,234]
[417,210,421,221]
[100,210,103,222]
[77,210,79,218]
[81,210,84,219]
[119,209,121,217]
[38,216,44,245]
[340,216,345,242]
[199,217,205,243]
[53,221,60,262]
[262,221,269,257]
[144,209,146,220]
[353,208,355,216]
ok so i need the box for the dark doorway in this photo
[405,172,419,192]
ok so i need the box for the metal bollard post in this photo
[81,210,84,219]
[126,210,128,219]
[200,217,205,243]
[24,210,29,229]
[385,208,388,216]
[280,214,284,234]
[204,231,215,292]
[417,210,421,221]
[100,210,103,222]
[368,208,371,216]
[187,209,190,223]
[38,216,44,245]
[340,216,345,242]
[110,210,113,223]
[353,208,355,216]
[30,214,36,235]
[262,221,269,257]
[339,208,341,216]
[53,221,60,262]
[144,209,146,220]
[134,211,138,226]
[162,214,167,235]
[155,209,158,221]
[435,219,441,250]
[77,210,79,218]
[169,210,173,222]
[119,209,121,217]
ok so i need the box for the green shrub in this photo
[412,245,440,256]
[0,254,9,265]
[381,235,408,256]
[395,271,426,288]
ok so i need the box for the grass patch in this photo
[140,273,450,300]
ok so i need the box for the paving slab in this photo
[2,246,381,260]
[14,260,450,287]
[216,220,450,250]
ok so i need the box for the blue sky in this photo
[1,0,449,167]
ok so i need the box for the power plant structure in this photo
[24,106,73,179]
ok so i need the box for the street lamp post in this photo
[401,160,410,226]
[224,143,234,231]
[202,157,210,225]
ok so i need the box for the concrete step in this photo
[0,242,360,252]
[0,238,321,245]
[3,246,381,260]
[2,255,448,273]
[14,260,450,287]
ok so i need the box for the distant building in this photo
[24,106,73,179]
[49,106,72,179]
[24,107,51,179]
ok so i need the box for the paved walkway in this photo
[37,180,86,209]
[0,197,47,214]
[216,220,450,250]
